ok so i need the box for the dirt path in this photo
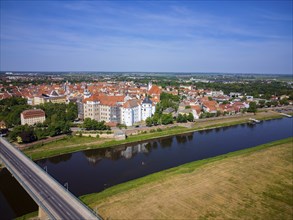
[91,141,293,219]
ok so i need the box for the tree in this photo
[146,117,153,127]
[152,113,161,125]
[83,118,93,130]
[258,100,266,108]
[280,98,289,105]
[247,102,257,114]
[19,129,37,143]
[83,118,110,130]
[177,114,187,123]
[187,113,194,122]
[8,124,37,143]
[161,114,173,125]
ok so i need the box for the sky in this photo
[0,1,292,74]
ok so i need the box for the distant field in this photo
[82,138,293,220]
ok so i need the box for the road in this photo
[0,138,100,220]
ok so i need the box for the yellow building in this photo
[20,109,46,126]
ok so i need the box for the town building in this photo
[141,97,154,121]
[121,99,141,126]
[20,109,46,126]
[83,96,100,121]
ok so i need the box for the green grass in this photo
[14,211,38,220]
[80,137,293,206]
[26,136,99,150]
[23,113,285,160]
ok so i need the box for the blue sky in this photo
[0,1,292,74]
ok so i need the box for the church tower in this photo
[148,81,152,91]
[83,84,91,98]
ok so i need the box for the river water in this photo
[1,118,292,219]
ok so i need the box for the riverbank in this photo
[23,111,285,160]
[80,137,293,219]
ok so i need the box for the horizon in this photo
[1,70,292,76]
[1,1,292,74]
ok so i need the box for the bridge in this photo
[0,137,102,220]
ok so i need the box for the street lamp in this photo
[64,182,68,191]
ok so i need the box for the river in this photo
[0,118,292,219]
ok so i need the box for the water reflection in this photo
[38,153,72,166]
[176,135,188,144]
[121,142,148,159]
[83,147,123,164]
[160,138,173,148]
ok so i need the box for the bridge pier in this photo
[38,206,48,220]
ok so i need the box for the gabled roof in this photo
[148,85,161,95]
[21,109,45,119]
[122,99,140,108]
[142,97,152,104]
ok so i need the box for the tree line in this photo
[0,97,78,143]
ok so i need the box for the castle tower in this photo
[148,81,152,91]
[83,84,91,98]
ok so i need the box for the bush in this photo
[150,129,156,133]
[157,128,163,132]
[96,134,99,138]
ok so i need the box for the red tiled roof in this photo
[148,85,161,95]
[122,99,139,108]
[21,109,45,119]
[191,105,202,114]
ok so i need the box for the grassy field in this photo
[80,137,293,220]
[23,136,105,160]
[14,211,38,220]
[23,111,284,160]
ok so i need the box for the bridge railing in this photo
[0,137,102,220]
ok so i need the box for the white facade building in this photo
[141,97,153,121]
[121,99,141,126]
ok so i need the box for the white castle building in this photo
[141,97,154,121]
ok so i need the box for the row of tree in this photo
[0,97,78,128]
[1,97,79,143]
[82,118,110,130]
[195,81,293,99]
[0,97,30,127]
[8,121,71,143]
[155,92,180,113]
[146,112,194,127]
